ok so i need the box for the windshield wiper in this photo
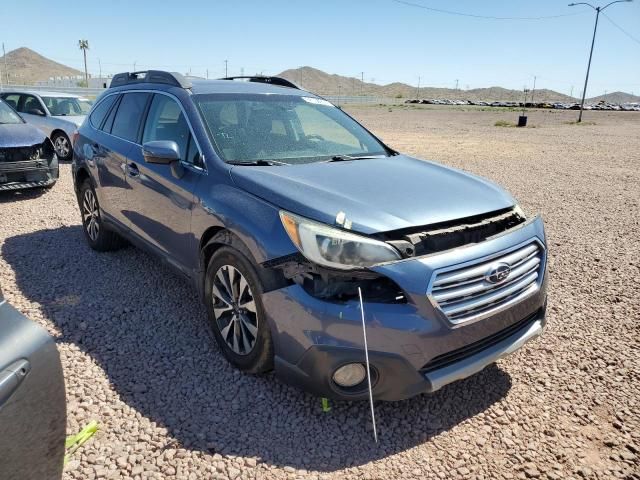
[227,159,287,166]
[326,154,385,163]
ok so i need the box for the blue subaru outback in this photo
[72,71,547,401]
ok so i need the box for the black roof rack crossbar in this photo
[110,70,192,89]
[220,76,300,90]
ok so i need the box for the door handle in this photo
[0,359,30,407]
[127,162,140,177]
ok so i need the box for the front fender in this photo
[192,183,297,266]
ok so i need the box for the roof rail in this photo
[110,70,192,89]
[220,76,300,90]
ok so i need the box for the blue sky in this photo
[3,0,639,95]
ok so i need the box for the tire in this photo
[52,132,72,161]
[78,179,126,251]
[204,246,274,373]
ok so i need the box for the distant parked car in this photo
[0,98,58,191]
[0,90,92,161]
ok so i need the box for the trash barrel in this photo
[517,116,528,127]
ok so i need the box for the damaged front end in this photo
[381,206,527,258]
[263,206,527,304]
[0,139,58,191]
[263,253,407,303]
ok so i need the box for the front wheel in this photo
[52,132,72,161]
[204,246,274,373]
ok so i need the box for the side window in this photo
[185,135,202,166]
[142,95,191,161]
[110,92,151,142]
[21,95,45,115]
[89,95,117,129]
[102,95,121,133]
[2,94,21,111]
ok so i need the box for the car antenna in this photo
[358,286,378,443]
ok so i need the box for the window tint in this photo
[103,95,121,133]
[89,95,117,129]
[142,95,190,160]
[111,92,151,142]
[1,94,20,111]
[21,95,43,115]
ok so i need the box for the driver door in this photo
[16,94,51,137]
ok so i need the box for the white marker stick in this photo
[358,287,378,443]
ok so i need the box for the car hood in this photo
[230,155,516,234]
[0,123,47,148]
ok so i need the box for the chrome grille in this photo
[429,242,544,325]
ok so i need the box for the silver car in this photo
[0,90,92,160]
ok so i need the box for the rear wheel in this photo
[52,132,72,161]
[78,179,126,251]
[204,246,273,373]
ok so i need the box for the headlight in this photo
[279,211,401,270]
[513,204,527,219]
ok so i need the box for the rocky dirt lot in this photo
[0,107,638,480]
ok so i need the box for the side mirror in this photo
[27,108,45,116]
[142,140,181,164]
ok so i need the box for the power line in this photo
[601,12,640,44]
[390,0,587,20]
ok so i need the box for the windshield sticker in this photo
[302,97,334,107]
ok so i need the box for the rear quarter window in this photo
[89,95,118,129]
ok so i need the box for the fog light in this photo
[332,363,366,387]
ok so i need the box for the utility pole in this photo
[416,76,421,100]
[531,76,537,105]
[2,43,8,85]
[206,69,209,79]
[98,58,102,79]
[455,79,459,90]
[133,60,137,71]
[570,85,574,98]
[78,40,89,87]
[568,0,632,122]
[224,60,228,77]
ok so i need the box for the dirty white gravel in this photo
[0,106,638,479]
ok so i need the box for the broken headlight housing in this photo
[280,211,401,270]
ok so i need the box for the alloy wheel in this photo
[54,135,70,158]
[82,189,100,242]
[211,265,259,356]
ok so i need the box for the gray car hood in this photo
[230,155,516,234]
[0,123,48,148]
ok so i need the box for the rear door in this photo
[0,286,66,480]
[124,92,203,271]
[94,92,151,228]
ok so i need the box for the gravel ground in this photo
[0,107,638,480]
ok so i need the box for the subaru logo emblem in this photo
[486,263,511,284]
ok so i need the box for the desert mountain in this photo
[0,47,83,84]
[277,66,640,103]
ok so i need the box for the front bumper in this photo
[264,216,548,401]
[0,157,59,191]
[275,306,545,401]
